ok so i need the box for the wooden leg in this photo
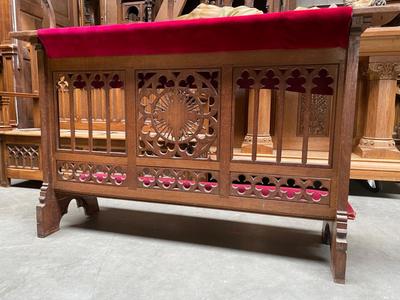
[0,177,11,187]
[36,184,100,238]
[76,195,100,216]
[321,220,331,245]
[36,183,73,238]
[330,212,348,284]
[0,137,9,187]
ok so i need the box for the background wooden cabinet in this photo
[1,0,78,129]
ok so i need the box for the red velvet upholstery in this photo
[347,203,356,220]
[38,7,352,58]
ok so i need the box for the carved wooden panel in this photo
[235,66,336,96]
[233,65,337,165]
[7,144,40,170]
[55,72,125,127]
[55,71,126,153]
[120,1,147,22]
[297,94,331,137]
[19,0,76,28]
[137,70,219,159]
[57,161,127,186]
[138,167,219,194]
[231,172,330,204]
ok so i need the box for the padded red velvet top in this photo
[38,7,352,58]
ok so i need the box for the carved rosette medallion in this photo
[152,88,203,143]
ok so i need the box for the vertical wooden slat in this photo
[275,84,286,163]
[301,74,312,164]
[126,71,137,189]
[105,81,111,153]
[251,89,260,161]
[87,81,94,152]
[68,81,76,151]
[30,44,41,128]
[219,66,233,197]
[328,66,339,167]
[54,75,61,151]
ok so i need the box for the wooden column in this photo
[0,45,18,129]
[29,43,41,128]
[354,60,400,159]
[241,89,273,154]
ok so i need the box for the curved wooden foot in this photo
[76,196,100,216]
[330,212,348,284]
[36,184,73,238]
[37,184,100,238]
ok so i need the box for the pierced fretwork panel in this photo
[231,173,330,204]
[57,161,127,186]
[297,94,331,137]
[232,66,337,166]
[7,144,40,170]
[138,167,219,194]
[137,70,219,160]
[55,72,126,153]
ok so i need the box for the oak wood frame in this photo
[14,13,368,283]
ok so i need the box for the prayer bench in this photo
[13,7,367,283]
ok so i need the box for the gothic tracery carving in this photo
[57,161,127,186]
[7,144,40,170]
[137,70,219,159]
[231,173,330,204]
[138,167,219,194]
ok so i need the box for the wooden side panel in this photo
[12,0,77,128]
[18,0,77,28]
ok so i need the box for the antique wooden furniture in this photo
[351,26,400,181]
[13,7,366,283]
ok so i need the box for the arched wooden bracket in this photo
[37,183,99,238]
